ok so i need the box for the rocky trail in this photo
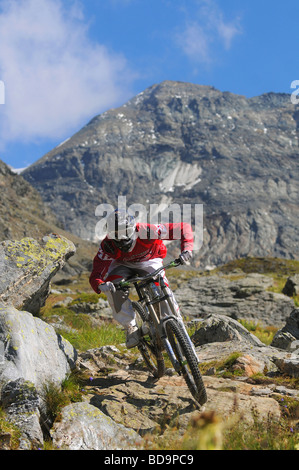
[0,234,298,450]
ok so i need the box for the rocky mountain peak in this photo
[22,81,299,268]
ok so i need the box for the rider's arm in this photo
[170,222,194,252]
[89,248,113,293]
[142,222,194,252]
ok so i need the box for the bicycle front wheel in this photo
[165,318,207,406]
[132,302,165,378]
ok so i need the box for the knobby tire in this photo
[165,318,207,406]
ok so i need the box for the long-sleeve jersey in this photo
[89,222,193,293]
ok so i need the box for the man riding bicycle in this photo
[89,209,193,348]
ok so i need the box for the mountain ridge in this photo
[0,159,96,274]
[22,80,299,268]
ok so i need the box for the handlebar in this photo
[115,258,182,290]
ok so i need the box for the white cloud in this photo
[178,22,211,66]
[0,0,134,145]
[177,0,242,65]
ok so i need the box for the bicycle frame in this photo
[117,259,195,372]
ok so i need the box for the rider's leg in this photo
[103,258,182,348]
[103,262,141,348]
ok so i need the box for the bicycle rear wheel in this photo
[165,318,207,406]
[132,302,165,378]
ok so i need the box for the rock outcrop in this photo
[174,272,294,327]
[0,160,59,241]
[283,275,299,297]
[50,402,141,451]
[0,305,77,389]
[0,233,76,314]
[271,308,299,352]
[0,234,77,449]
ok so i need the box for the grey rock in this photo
[271,308,299,349]
[282,275,299,296]
[250,387,273,397]
[272,356,299,378]
[191,313,264,347]
[1,378,43,450]
[274,385,299,397]
[0,234,76,315]
[0,305,77,391]
[78,358,282,431]
[271,332,297,350]
[175,273,294,327]
[50,402,142,450]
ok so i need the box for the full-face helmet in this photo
[106,209,136,252]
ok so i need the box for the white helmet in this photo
[106,209,136,252]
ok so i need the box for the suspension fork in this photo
[159,276,199,363]
[138,284,181,371]
[138,285,164,338]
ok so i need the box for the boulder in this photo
[0,233,76,314]
[1,378,43,450]
[190,313,293,376]
[0,305,77,390]
[191,314,264,347]
[271,308,299,351]
[272,356,299,378]
[50,402,142,450]
[282,275,299,297]
[0,305,77,449]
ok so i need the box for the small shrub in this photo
[41,371,85,425]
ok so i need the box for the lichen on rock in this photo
[0,233,76,314]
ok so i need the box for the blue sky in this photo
[0,0,298,169]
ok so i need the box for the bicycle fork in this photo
[159,278,200,364]
[139,286,197,373]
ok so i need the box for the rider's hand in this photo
[179,250,192,265]
[98,281,116,294]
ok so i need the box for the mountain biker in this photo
[89,209,193,348]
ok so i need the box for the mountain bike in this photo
[116,259,207,407]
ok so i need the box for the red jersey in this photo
[89,222,193,293]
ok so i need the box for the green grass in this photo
[222,414,299,450]
[57,319,125,351]
[42,371,85,423]
[238,319,278,345]
[0,408,22,450]
[143,408,299,451]
[40,301,125,352]
[214,256,299,276]
[70,292,107,305]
